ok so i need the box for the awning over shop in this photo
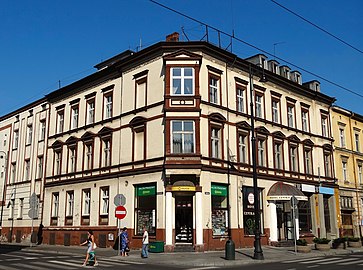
[267,182,308,201]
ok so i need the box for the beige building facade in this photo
[331,106,363,238]
[1,36,339,250]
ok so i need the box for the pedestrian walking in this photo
[80,230,98,266]
[141,227,149,258]
[120,227,129,257]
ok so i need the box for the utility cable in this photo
[149,0,363,99]
[271,0,363,55]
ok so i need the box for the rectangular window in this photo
[171,120,195,154]
[272,100,279,123]
[321,115,328,137]
[85,143,93,171]
[257,138,266,167]
[287,104,295,128]
[69,147,76,173]
[355,133,360,152]
[87,100,95,125]
[11,163,16,183]
[136,77,147,109]
[81,189,91,225]
[13,130,19,149]
[39,121,46,141]
[9,200,14,219]
[54,150,62,175]
[236,86,245,113]
[209,75,219,104]
[238,133,247,164]
[135,184,156,236]
[342,161,348,182]
[290,145,298,172]
[301,110,309,132]
[134,128,145,161]
[65,191,74,225]
[27,125,33,145]
[339,128,345,147]
[358,164,363,185]
[274,141,283,170]
[103,138,111,167]
[101,187,109,215]
[17,198,24,219]
[324,152,332,178]
[104,93,113,119]
[304,148,313,175]
[82,189,91,216]
[255,94,263,118]
[57,110,64,133]
[24,159,30,180]
[211,127,221,159]
[242,186,264,236]
[171,67,194,95]
[211,184,229,236]
[37,156,43,179]
[51,193,59,225]
[71,106,79,129]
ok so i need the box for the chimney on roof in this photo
[166,32,180,42]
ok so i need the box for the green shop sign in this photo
[137,185,156,196]
[211,184,227,196]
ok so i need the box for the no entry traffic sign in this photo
[115,205,127,220]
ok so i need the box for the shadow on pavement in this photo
[0,244,27,254]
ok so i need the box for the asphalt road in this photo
[224,252,363,270]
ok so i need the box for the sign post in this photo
[115,205,127,256]
[29,193,38,248]
[291,195,298,254]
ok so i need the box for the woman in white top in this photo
[141,227,149,258]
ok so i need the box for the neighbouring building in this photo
[0,99,49,243]
[1,33,340,250]
[331,106,363,238]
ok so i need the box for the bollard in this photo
[225,239,235,260]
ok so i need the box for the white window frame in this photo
[257,138,266,167]
[39,121,46,141]
[25,160,30,180]
[209,76,219,104]
[358,164,363,185]
[87,100,95,124]
[342,161,348,182]
[272,100,279,123]
[238,133,247,163]
[52,193,59,217]
[83,190,91,216]
[255,95,263,118]
[339,128,345,147]
[13,130,19,149]
[304,148,312,174]
[302,110,308,132]
[27,125,33,145]
[287,105,294,128]
[57,111,64,133]
[71,106,79,129]
[66,191,74,217]
[355,133,360,152]
[274,141,283,170]
[171,67,194,95]
[101,187,109,215]
[103,139,111,167]
[290,145,298,172]
[237,87,244,113]
[104,94,113,119]
[37,156,43,179]
[86,144,93,170]
[211,127,221,159]
[17,198,24,219]
[69,147,76,173]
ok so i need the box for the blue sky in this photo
[1,0,362,116]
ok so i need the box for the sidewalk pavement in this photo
[2,242,363,267]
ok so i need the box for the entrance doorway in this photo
[175,196,193,244]
[276,202,294,241]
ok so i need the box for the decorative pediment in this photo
[272,131,286,139]
[129,116,147,127]
[323,144,333,151]
[255,126,270,135]
[163,49,202,63]
[302,139,314,146]
[65,136,78,145]
[208,113,226,123]
[51,140,63,148]
[98,126,113,136]
[81,131,96,140]
[288,135,300,142]
[236,121,251,130]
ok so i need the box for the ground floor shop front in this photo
[1,171,340,250]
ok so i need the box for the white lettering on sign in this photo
[116,211,126,215]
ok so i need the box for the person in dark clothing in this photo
[36,224,44,245]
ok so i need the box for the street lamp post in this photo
[0,150,8,238]
[249,63,266,260]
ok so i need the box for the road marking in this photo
[184,267,218,270]
[319,258,358,265]
[283,257,325,263]
[0,264,20,270]
[48,260,81,267]
[14,262,54,270]
[339,259,363,265]
[300,257,341,264]
[307,266,319,268]
[33,261,77,269]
